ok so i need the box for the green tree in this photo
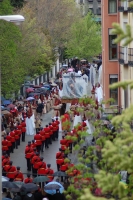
[66,12,101,60]
[0,0,55,96]
[0,20,22,97]
[0,0,23,97]
[0,0,13,14]
[18,5,55,77]
[27,0,81,47]
[10,0,25,8]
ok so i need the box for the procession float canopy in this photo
[60,72,91,103]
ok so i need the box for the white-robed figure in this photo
[85,120,92,135]
[73,112,82,127]
[95,83,103,104]
[26,108,35,135]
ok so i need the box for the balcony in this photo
[118,0,133,12]
[128,48,133,66]
[97,7,101,15]
[118,0,128,12]
[119,46,128,64]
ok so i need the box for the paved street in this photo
[10,107,95,177]
[10,110,62,175]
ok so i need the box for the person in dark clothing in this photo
[36,103,44,120]
[71,58,79,69]
[37,103,44,112]
[97,61,102,71]
[60,103,66,116]
[33,190,44,200]
[52,190,66,200]
[23,193,35,200]
[12,192,22,200]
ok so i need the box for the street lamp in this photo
[0,14,25,198]
[0,15,25,25]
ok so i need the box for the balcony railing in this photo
[119,46,128,64]
[118,0,133,12]
[118,0,128,12]
[128,48,133,66]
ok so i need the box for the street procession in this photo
[1,57,105,200]
[2,0,133,200]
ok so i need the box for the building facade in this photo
[118,0,133,109]
[75,0,101,19]
[88,0,101,21]
[102,0,120,108]
[102,0,133,110]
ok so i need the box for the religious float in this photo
[60,72,92,104]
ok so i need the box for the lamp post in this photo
[54,47,60,74]
[0,14,25,198]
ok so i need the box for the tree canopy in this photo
[1,0,82,97]
[66,12,101,60]
[10,0,25,8]
[0,0,13,14]
[0,0,55,97]
[27,0,81,48]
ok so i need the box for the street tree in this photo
[27,0,81,48]
[0,0,55,96]
[18,5,55,77]
[66,12,101,60]
[0,0,13,14]
[10,0,25,8]
[0,0,23,97]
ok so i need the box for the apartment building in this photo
[118,0,133,109]
[88,0,101,22]
[102,0,120,108]
[102,0,133,109]
[75,0,101,19]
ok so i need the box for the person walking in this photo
[23,192,35,200]
[39,128,46,152]
[44,164,54,182]
[25,142,33,171]
[44,125,50,149]
[5,161,16,181]
[35,116,41,134]
[56,148,64,171]
[34,132,42,153]
[31,152,40,176]
[2,137,9,155]
[21,119,26,142]
[13,166,24,182]
[36,102,44,120]
[6,132,13,154]
[10,129,16,151]
[24,174,33,183]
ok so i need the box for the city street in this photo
[10,110,62,175]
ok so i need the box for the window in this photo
[89,8,94,13]
[109,75,118,105]
[108,0,117,13]
[109,29,118,60]
[79,0,83,4]
[97,7,101,15]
